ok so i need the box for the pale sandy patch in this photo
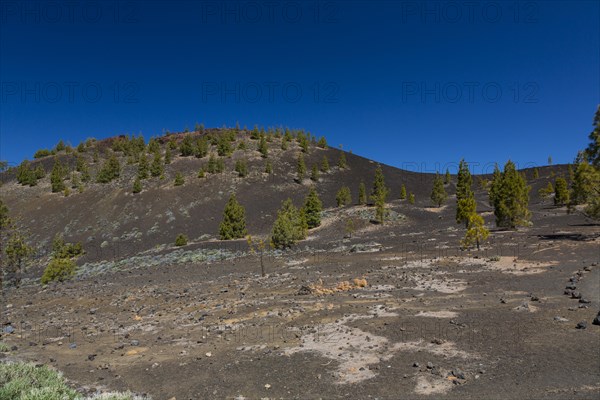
[414,375,454,395]
[487,256,556,275]
[415,311,459,318]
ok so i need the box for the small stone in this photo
[205,352,212,357]
[579,298,591,304]
[130,340,140,346]
[413,362,420,368]
[69,343,77,349]
[576,321,587,330]
[2,326,14,334]
[264,384,271,389]
[426,362,434,369]
[452,369,466,380]
[571,291,582,299]
[593,312,600,326]
[564,289,573,295]
[87,354,97,361]
[553,316,569,322]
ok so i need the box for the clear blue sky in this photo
[1,0,598,174]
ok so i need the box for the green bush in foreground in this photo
[0,361,147,399]
[41,257,76,285]
[175,234,188,246]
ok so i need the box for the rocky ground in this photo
[1,201,599,399]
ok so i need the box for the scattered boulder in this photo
[571,291,582,299]
[593,311,600,326]
[553,316,569,322]
[576,321,587,330]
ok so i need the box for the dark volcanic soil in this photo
[1,195,599,399]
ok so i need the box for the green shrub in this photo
[271,199,307,249]
[175,234,188,246]
[235,159,248,177]
[219,194,247,240]
[174,172,185,186]
[336,186,352,207]
[41,257,77,285]
[34,149,52,158]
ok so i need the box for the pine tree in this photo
[258,135,268,158]
[5,230,32,288]
[265,160,273,174]
[310,164,319,181]
[461,212,489,250]
[533,168,539,179]
[336,186,352,207]
[151,151,164,177]
[400,184,407,200]
[50,160,67,192]
[358,181,367,205]
[303,187,323,229]
[195,137,208,158]
[444,168,451,184]
[571,161,600,205]
[217,134,232,157]
[96,154,121,183]
[554,177,570,206]
[321,155,330,172]
[370,166,389,223]
[174,172,185,186]
[219,194,247,240]
[281,138,288,150]
[180,135,195,156]
[430,173,448,207]
[138,153,149,179]
[297,153,306,181]
[491,160,531,228]
[235,159,248,177]
[408,192,415,204]
[317,136,327,148]
[538,181,554,199]
[197,168,205,178]
[271,198,307,249]
[456,159,476,227]
[338,152,347,169]
[165,146,172,164]
[133,177,142,193]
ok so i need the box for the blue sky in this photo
[1,0,598,174]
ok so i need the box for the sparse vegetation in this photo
[271,198,307,249]
[297,153,306,181]
[303,187,323,229]
[310,164,319,181]
[96,154,121,183]
[456,159,476,227]
[489,160,531,228]
[174,172,185,186]
[175,234,188,246]
[219,194,247,240]
[370,166,389,223]
[336,186,352,207]
[553,177,570,206]
[461,212,489,250]
[321,155,330,172]
[400,184,407,200]
[235,159,248,177]
[408,192,415,204]
[358,181,367,205]
[337,152,347,169]
[430,172,447,207]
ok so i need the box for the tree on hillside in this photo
[358,182,367,205]
[310,164,319,181]
[336,186,352,207]
[164,146,172,164]
[96,154,121,183]
[317,136,327,148]
[430,173,448,207]
[400,184,407,200]
[138,153,149,179]
[219,194,247,240]
[5,230,33,288]
[271,198,307,249]
[258,135,268,158]
[461,212,489,250]
[132,177,142,193]
[235,159,248,177]
[371,166,389,223]
[408,192,415,204]
[297,153,306,181]
[50,160,67,192]
[456,159,476,227]
[338,152,347,169]
[180,135,195,156]
[490,160,531,228]
[303,187,323,229]
[321,155,330,172]
[444,168,451,184]
[174,172,185,186]
[554,177,570,206]
[151,151,164,177]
